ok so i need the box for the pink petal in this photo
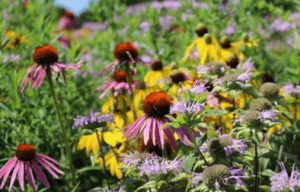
[9,161,20,192]
[0,157,17,189]
[155,119,165,149]
[18,161,25,191]
[123,115,146,140]
[143,118,152,145]
[0,157,17,179]
[134,117,151,143]
[95,81,112,91]
[35,156,64,175]
[36,154,63,167]
[99,81,117,99]
[152,117,157,146]
[60,67,67,84]
[100,61,118,76]
[32,161,50,188]
[20,64,37,93]
[164,126,178,151]
[25,162,37,192]
[50,65,60,72]
[36,158,59,179]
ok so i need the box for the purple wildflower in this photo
[283,80,300,96]
[286,37,293,46]
[140,21,150,34]
[170,97,205,114]
[72,111,115,129]
[270,18,292,33]
[3,54,21,64]
[259,110,277,121]
[100,186,126,192]
[237,57,256,71]
[270,162,300,192]
[225,22,236,35]
[237,70,252,87]
[138,156,184,177]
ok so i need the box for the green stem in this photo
[125,62,137,120]
[254,132,258,192]
[162,144,168,159]
[95,130,111,190]
[188,126,209,166]
[45,66,77,189]
[284,105,298,163]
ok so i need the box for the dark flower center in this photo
[220,36,231,49]
[15,144,36,161]
[63,11,74,19]
[195,24,208,37]
[226,54,239,69]
[33,44,59,65]
[151,60,163,71]
[143,92,172,118]
[261,72,274,84]
[170,71,186,84]
[114,41,138,61]
[112,70,128,83]
[137,137,173,159]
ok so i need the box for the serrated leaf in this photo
[260,185,271,192]
[134,181,157,192]
[183,153,196,171]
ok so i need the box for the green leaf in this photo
[260,185,271,192]
[70,181,81,192]
[161,122,172,130]
[205,109,230,116]
[183,153,196,171]
[158,180,168,189]
[76,166,102,174]
[134,181,157,192]
[197,133,208,146]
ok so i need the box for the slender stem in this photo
[284,105,298,163]
[125,62,137,120]
[254,138,258,192]
[188,127,209,166]
[162,144,168,159]
[46,65,77,188]
[121,92,127,127]
[145,176,152,192]
[95,130,111,190]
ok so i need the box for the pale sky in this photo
[53,0,98,15]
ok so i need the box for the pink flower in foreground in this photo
[121,92,198,150]
[0,144,64,192]
[96,70,138,99]
[20,44,83,93]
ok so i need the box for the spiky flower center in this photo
[138,80,147,89]
[202,164,231,185]
[207,137,233,157]
[113,70,128,83]
[242,110,262,126]
[170,70,186,84]
[204,34,212,44]
[220,36,231,49]
[226,54,239,69]
[207,61,226,75]
[151,60,163,71]
[195,24,208,37]
[259,83,280,99]
[63,11,74,19]
[221,74,239,85]
[143,92,172,118]
[33,44,59,65]
[114,41,138,61]
[249,98,272,112]
[15,144,36,161]
[261,72,274,84]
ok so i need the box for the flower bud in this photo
[204,33,212,44]
[242,110,262,126]
[207,61,226,76]
[202,164,231,185]
[259,82,280,99]
[242,33,249,42]
[207,137,233,158]
[249,98,272,112]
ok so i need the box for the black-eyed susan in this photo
[219,35,246,64]
[3,31,30,49]
[101,95,131,114]
[167,70,193,94]
[132,80,161,110]
[183,24,221,65]
[232,33,260,48]
[95,142,130,179]
[144,59,172,89]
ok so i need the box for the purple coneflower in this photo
[121,92,196,150]
[0,144,64,192]
[96,70,138,99]
[59,11,76,30]
[20,44,83,93]
[270,162,300,192]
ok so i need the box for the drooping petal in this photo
[36,158,59,179]
[18,161,25,191]
[143,118,152,145]
[32,161,50,188]
[35,156,65,175]
[20,64,37,93]
[152,117,157,146]
[163,126,178,151]
[25,162,37,192]
[36,154,63,167]
[0,157,18,189]
[155,119,165,149]
[8,160,20,192]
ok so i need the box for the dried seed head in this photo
[112,70,128,83]
[151,59,163,71]
[170,70,186,84]
[261,72,274,84]
[207,137,233,158]
[249,98,272,112]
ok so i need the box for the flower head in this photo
[206,61,226,76]
[242,110,263,126]
[96,70,138,99]
[170,97,205,114]
[226,54,240,69]
[283,80,300,96]
[114,41,138,61]
[270,162,300,192]
[20,44,83,93]
[190,164,247,190]
[259,83,280,99]
[59,11,76,30]
[122,92,195,150]
[0,144,64,192]
[72,111,115,129]
[249,98,273,112]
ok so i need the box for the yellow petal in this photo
[85,134,93,157]
[103,132,117,147]
[77,135,88,151]
[116,166,123,179]
[200,48,208,65]
[92,132,101,156]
